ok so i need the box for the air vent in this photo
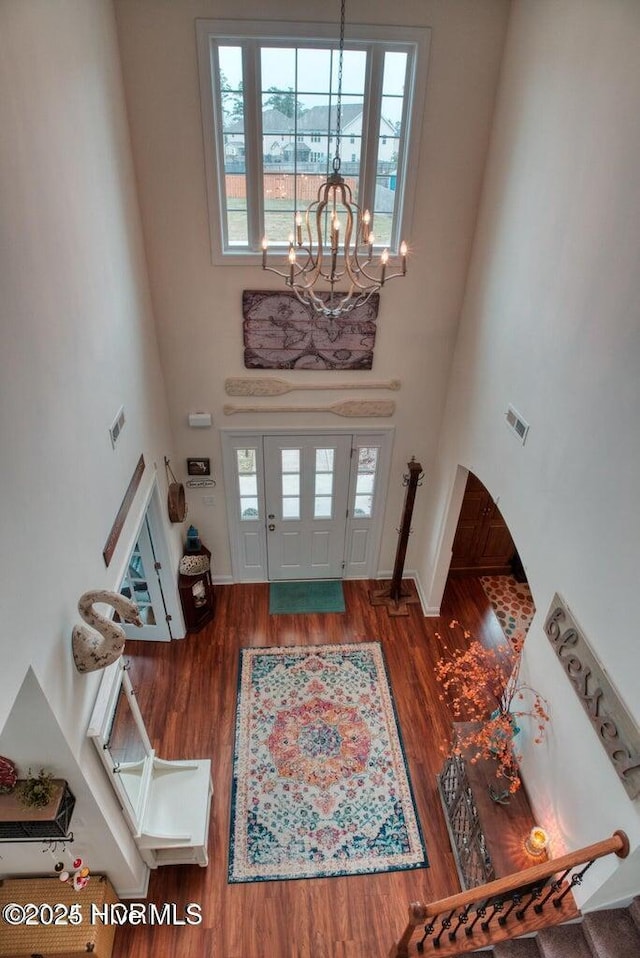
[506,405,529,445]
[109,406,126,448]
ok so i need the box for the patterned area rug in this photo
[480,574,535,640]
[229,642,427,883]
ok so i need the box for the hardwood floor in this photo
[115,576,504,958]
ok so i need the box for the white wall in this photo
[113,0,510,582]
[420,0,640,907]
[0,0,179,893]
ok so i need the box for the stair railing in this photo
[389,830,629,958]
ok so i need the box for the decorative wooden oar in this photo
[225,377,401,396]
[223,400,395,418]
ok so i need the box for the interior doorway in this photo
[449,472,517,577]
[448,470,535,642]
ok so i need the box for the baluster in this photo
[432,910,456,949]
[466,904,487,937]
[416,922,435,952]
[553,860,595,908]
[481,899,503,932]
[535,870,570,913]
[515,886,543,920]
[498,892,522,926]
[448,905,472,941]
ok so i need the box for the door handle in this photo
[268,524,275,531]
[268,513,275,519]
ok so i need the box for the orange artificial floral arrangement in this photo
[435,622,550,795]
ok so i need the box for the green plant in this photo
[17,768,56,808]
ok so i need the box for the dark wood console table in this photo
[437,723,544,889]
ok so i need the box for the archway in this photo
[446,469,535,644]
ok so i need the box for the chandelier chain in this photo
[334,0,346,170]
[261,0,408,317]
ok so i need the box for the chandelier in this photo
[261,0,408,318]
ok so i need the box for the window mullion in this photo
[359,44,383,238]
[242,41,263,250]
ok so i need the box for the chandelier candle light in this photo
[261,0,408,318]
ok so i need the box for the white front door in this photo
[263,435,352,580]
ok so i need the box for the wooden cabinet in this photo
[449,473,516,576]
[437,724,543,890]
[178,545,215,633]
[0,875,118,957]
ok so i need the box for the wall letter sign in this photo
[544,593,640,799]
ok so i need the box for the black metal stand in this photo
[369,458,424,616]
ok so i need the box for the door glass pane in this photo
[237,448,259,520]
[316,448,334,471]
[239,475,258,496]
[315,496,332,518]
[354,494,373,517]
[315,472,333,495]
[314,447,335,518]
[241,498,259,519]
[282,497,300,519]
[358,447,379,471]
[282,449,300,472]
[281,449,300,519]
[237,449,257,473]
[128,551,143,580]
[355,472,374,494]
[352,446,379,519]
[282,473,300,496]
[120,541,156,624]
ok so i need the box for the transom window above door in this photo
[196,19,430,263]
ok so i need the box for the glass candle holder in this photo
[525,825,549,856]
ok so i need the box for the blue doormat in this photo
[269,580,345,614]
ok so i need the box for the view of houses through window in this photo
[211,38,413,253]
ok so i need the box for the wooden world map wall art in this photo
[242,290,379,370]
[544,593,640,798]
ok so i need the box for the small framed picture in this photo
[187,457,211,477]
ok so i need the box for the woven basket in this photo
[0,875,118,956]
